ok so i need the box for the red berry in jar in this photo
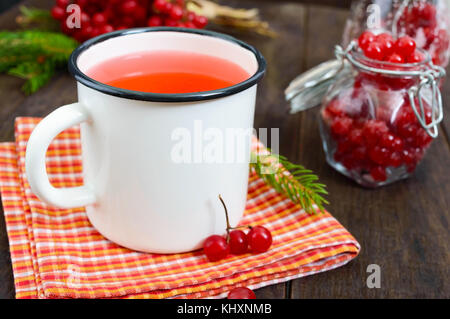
[407,50,425,63]
[358,30,376,51]
[368,146,389,165]
[331,117,353,137]
[393,0,449,68]
[318,27,444,187]
[370,166,387,182]
[376,33,395,57]
[348,128,364,145]
[364,41,385,60]
[388,152,402,168]
[395,36,417,58]
[362,120,389,147]
[386,53,404,64]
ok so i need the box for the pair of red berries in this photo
[203,195,272,262]
[358,31,424,64]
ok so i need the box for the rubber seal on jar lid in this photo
[285,59,345,114]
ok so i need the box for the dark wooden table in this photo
[0,0,449,299]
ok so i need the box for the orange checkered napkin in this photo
[0,117,360,299]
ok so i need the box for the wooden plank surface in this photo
[0,0,449,299]
[215,0,309,298]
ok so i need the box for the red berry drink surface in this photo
[247,226,272,253]
[227,287,256,299]
[203,235,229,262]
[228,230,248,255]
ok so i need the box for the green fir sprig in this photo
[250,151,328,214]
[0,30,78,94]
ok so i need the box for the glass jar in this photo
[319,41,445,187]
[343,0,450,68]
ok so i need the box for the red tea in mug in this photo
[86,50,251,93]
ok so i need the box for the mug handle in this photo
[25,102,96,209]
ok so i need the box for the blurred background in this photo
[0,0,21,13]
[0,0,353,13]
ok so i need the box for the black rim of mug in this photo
[68,27,267,102]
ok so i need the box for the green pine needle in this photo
[0,30,78,94]
[250,151,329,214]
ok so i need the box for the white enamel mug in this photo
[25,28,266,253]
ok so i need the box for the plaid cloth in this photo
[0,117,360,299]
